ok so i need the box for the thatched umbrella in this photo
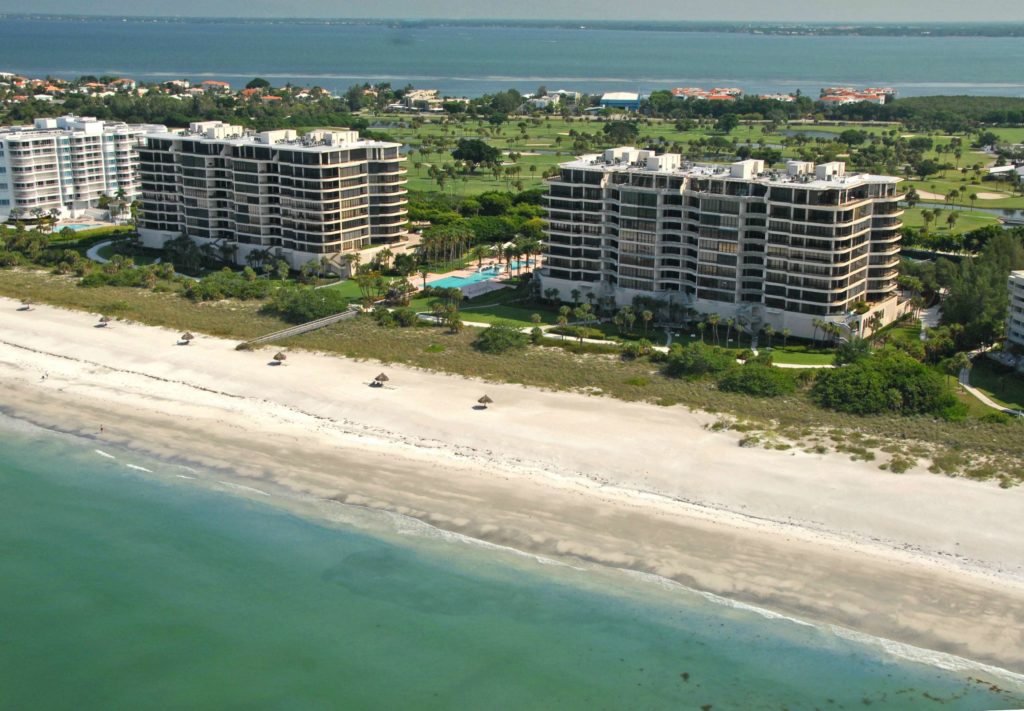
[374,372,389,387]
[181,332,194,344]
[477,394,493,409]
[98,315,111,327]
[273,351,287,365]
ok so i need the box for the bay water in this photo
[1,415,1022,709]
[1,17,1023,98]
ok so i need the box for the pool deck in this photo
[426,259,542,293]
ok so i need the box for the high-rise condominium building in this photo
[540,148,904,339]
[1006,271,1024,351]
[138,121,407,270]
[0,115,165,222]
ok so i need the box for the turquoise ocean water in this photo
[1,17,1023,98]
[1,415,1023,710]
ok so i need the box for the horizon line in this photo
[2,13,1023,25]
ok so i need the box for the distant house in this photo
[403,89,442,111]
[201,80,231,93]
[109,78,137,91]
[599,92,641,111]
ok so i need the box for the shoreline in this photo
[3,297,1024,671]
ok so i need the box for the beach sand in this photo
[2,297,1024,671]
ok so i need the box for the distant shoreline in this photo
[3,14,1024,38]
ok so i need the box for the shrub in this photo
[549,325,605,340]
[530,326,544,344]
[718,365,796,397]
[812,350,953,416]
[979,411,1014,425]
[664,342,735,379]
[833,336,872,366]
[621,339,654,360]
[262,286,351,323]
[184,268,272,301]
[474,322,529,354]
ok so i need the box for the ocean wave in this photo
[126,464,153,473]
[829,625,1024,686]
[216,480,269,496]
[93,449,115,459]
[387,510,585,570]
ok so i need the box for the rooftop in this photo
[559,148,901,189]
[145,122,401,151]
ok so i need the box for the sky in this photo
[2,0,1024,22]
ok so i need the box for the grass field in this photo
[358,114,1013,199]
[901,207,1001,234]
[969,359,1024,411]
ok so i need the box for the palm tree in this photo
[725,318,735,345]
[945,352,971,391]
[969,192,978,210]
[781,328,791,348]
[641,310,653,337]
[921,209,935,234]
[697,321,706,343]
[707,314,720,345]
[946,211,959,231]
[763,324,774,349]
[866,312,885,340]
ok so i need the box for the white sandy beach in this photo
[2,296,1024,671]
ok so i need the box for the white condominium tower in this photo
[138,121,407,269]
[0,115,165,222]
[541,148,904,339]
[1006,271,1024,351]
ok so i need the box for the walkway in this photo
[85,239,163,267]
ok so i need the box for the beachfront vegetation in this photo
[474,322,530,354]
[2,265,1023,485]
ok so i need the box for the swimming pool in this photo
[427,261,534,289]
[428,271,498,289]
[56,223,106,232]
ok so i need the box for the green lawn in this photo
[904,168,1024,211]
[319,279,365,300]
[96,243,161,265]
[969,359,1024,411]
[768,349,836,366]
[902,207,1001,234]
[886,324,923,344]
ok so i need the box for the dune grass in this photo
[3,266,1024,484]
